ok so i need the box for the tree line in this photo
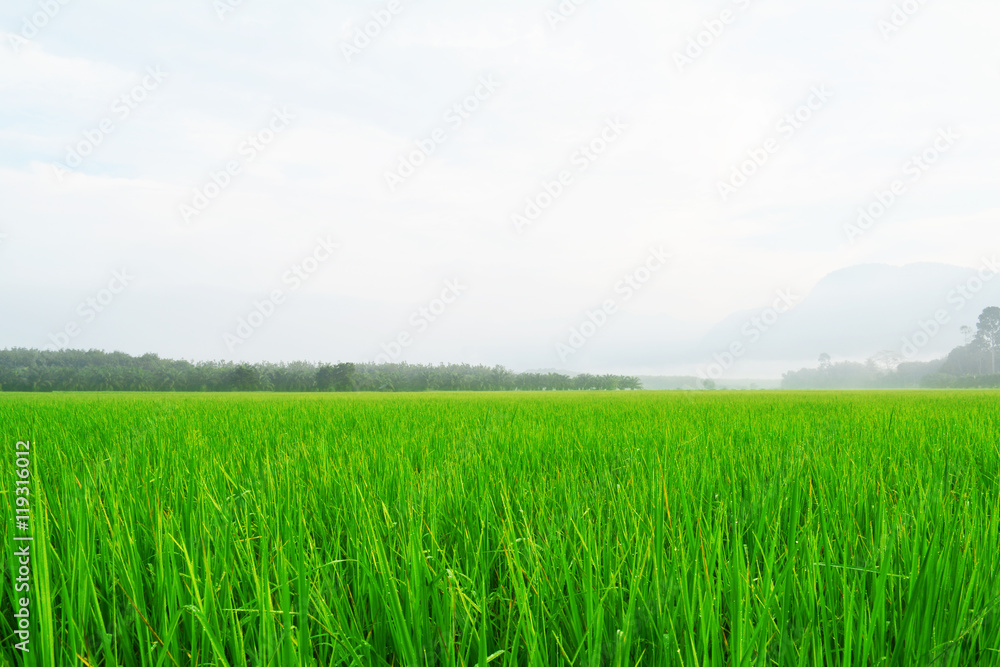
[782,306,1000,389]
[0,349,643,392]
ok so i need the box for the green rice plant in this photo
[1,391,999,665]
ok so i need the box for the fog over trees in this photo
[781,306,1000,389]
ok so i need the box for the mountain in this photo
[696,262,1000,370]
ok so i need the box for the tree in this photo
[939,337,990,376]
[870,350,901,374]
[316,364,336,391]
[975,307,1000,374]
[229,364,260,391]
[619,376,643,390]
[0,350,643,394]
[960,325,975,345]
[330,363,357,392]
[818,353,832,369]
[489,365,514,391]
[316,362,356,391]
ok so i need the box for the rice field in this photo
[2,391,1000,666]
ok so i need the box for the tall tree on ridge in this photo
[975,307,1000,374]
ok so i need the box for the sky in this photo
[2,0,999,378]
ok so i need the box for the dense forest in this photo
[0,349,642,392]
[781,306,1000,389]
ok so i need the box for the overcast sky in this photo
[2,0,999,377]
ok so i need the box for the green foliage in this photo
[0,350,642,393]
[228,363,261,392]
[2,391,999,665]
[975,307,1000,374]
[940,341,994,377]
[316,363,356,392]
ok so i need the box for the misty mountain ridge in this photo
[696,261,1000,368]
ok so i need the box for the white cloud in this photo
[2,0,999,375]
